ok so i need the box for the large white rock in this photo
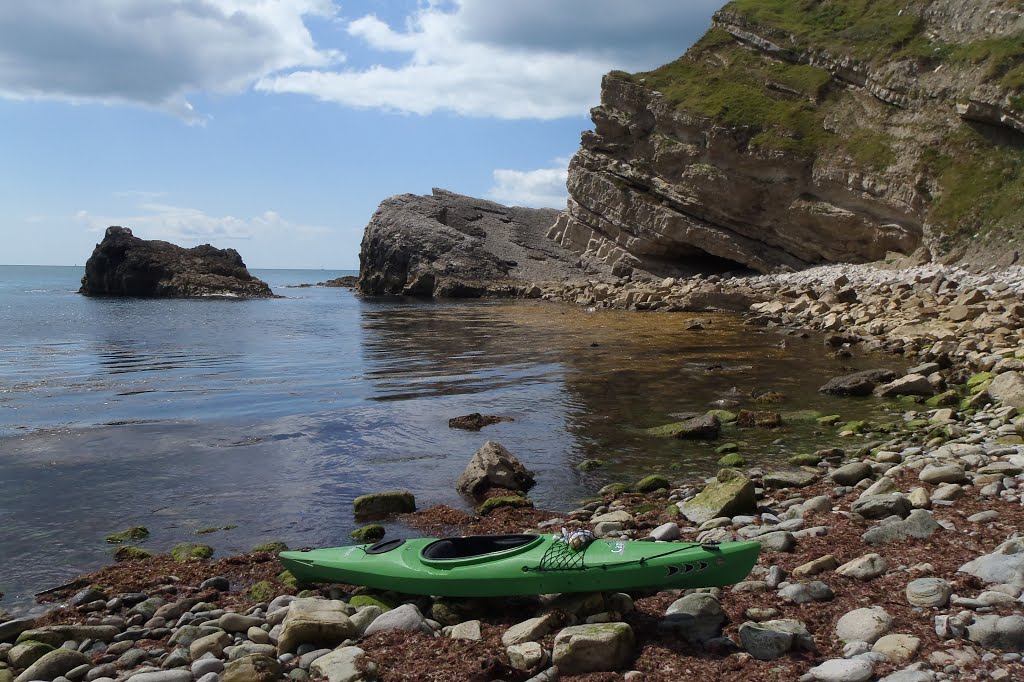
[552,622,635,675]
[835,607,892,644]
[989,371,1024,408]
[309,646,369,682]
[960,537,1024,587]
[808,658,874,682]
[361,603,432,636]
[455,441,535,499]
[276,598,356,654]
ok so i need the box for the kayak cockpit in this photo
[420,534,542,566]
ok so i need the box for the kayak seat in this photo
[421,534,539,560]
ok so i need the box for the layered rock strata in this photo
[357,189,612,297]
[549,0,1024,277]
[80,226,273,298]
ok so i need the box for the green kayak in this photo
[279,534,760,597]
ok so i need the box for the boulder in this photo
[501,613,560,647]
[221,654,282,682]
[875,374,934,397]
[919,464,967,485]
[276,598,356,654]
[960,537,1024,587]
[763,470,818,489]
[361,603,432,637]
[835,606,892,644]
[738,619,816,660]
[551,623,635,675]
[352,491,416,518]
[358,189,588,297]
[447,413,513,430]
[659,593,726,643]
[862,510,941,545]
[680,472,756,524]
[808,658,874,682]
[989,371,1024,408]
[80,226,273,298]
[852,494,911,520]
[12,648,89,682]
[830,461,873,486]
[7,640,54,669]
[309,646,370,682]
[967,614,1024,651]
[0,617,35,643]
[673,413,721,440]
[836,554,889,581]
[905,578,952,608]
[455,441,536,499]
[872,634,921,663]
[820,370,897,396]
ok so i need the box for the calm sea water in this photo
[0,265,899,612]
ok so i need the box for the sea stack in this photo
[79,226,273,298]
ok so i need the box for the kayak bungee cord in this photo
[522,539,721,573]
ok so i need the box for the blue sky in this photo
[0,1,722,269]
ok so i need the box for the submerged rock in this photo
[80,226,273,298]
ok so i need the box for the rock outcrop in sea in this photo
[80,226,273,298]
[357,189,613,298]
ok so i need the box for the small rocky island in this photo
[79,226,273,298]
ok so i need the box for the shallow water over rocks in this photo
[0,266,901,612]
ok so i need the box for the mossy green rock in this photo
[578,458,605,472]
[839,420,868,433]
[783,410,823,422]
[787,453,823,466]
[223,654,282,682]
[349,524,386,543]
[926,390,960,407]
[245,580,276,602]
[353,491,416,518]
[715,442,739,454]
[817,415,842,426]
[277,570,299,590]
[644,421,691,437]
[706,409,737,423]
[997,435,1024,445]
[968,372,994,389]
[8,640,55,669]
[680,474,756,524]
[634,474,671,493]
[717,452,746,467]
[171,542,214,562]
[599,483,629,497]
[349,594,393,611]
[252,541,289,553]
[105,526,149,544]
[477,495,533,515]
[113,545,153,561]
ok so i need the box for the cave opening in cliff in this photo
[643,247,755,279]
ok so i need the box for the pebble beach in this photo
[6,258,1024,682]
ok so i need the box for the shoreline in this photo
[4,261,1024,681]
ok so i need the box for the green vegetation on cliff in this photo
[728,0,926,60]
[635,28,891,164]
[629,0,1023,245]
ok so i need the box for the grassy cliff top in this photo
[623,0,1024,248]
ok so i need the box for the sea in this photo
[0,265,900,613]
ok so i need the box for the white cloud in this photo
[258,0,722,119]
[75,202,328,245]
[0,0,342,121]
[487,158,569,208]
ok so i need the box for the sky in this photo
[0,0,723,269]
